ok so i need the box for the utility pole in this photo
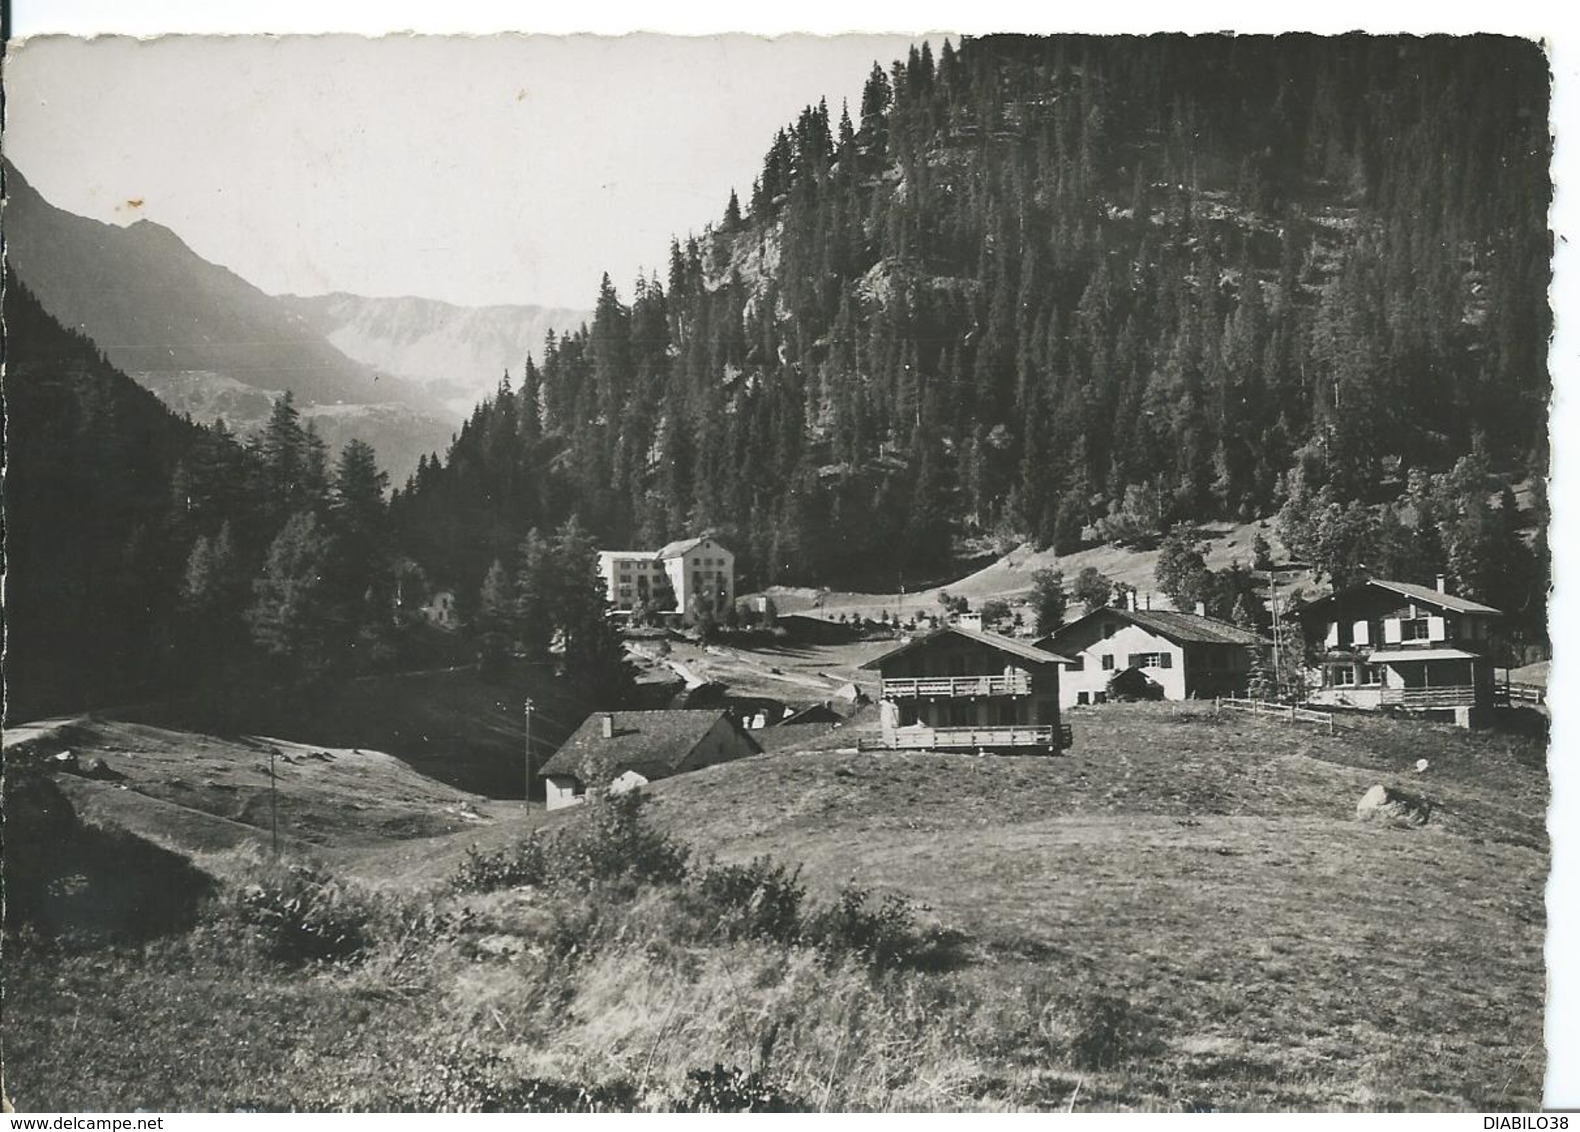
[269,745,279,858]
[1270,566,1281,700]
[523,697,535,812]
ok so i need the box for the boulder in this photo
[1356,784,1431,827]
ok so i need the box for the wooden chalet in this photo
[1294,576,1501,727]
[859,626,1074,754]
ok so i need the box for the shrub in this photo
[1069,992,1160,1070]
[804,885,923,969]
[676,1064,805,1113]
[453,836,550,893]
[227,862,376,964]
[555,792,690,891]
[694,857,805,945]
[452,792,688,896]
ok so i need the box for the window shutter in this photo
[1161,654,1173,669]
[1384,619,1402,644]
[1428,616,1446,642]
[1326,621,1340,647]
[1353,620,1370,646]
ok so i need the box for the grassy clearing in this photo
[762,517,1309,622]
[2,704,1547,1111]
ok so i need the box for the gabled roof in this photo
[1298,579,1501,618]
[1038,607,1268,650]
[656,537,712,559]
[539,709,758,780]
[860,625,1075,669]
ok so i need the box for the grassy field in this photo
[2,702,1548,1111]
[761,518,1310,624]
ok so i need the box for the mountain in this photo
[2,267,208,718]
[2,162,454,479]
[390,34,1550,639]
[276,292,590,418]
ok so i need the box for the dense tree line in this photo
[4,272,630,721]
[394,34,1549,637]
[6,36,1551,721]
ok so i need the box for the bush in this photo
[677,1064,804,1113]
[452,792,688,896]
[228,862,377,964]
[453,836,550,893]
[1069,992,1160,1070]
[694,857,805,945]
[804,885,924,969]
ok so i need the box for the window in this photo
[1330,665,1356,687]
[1127,652,1172,670]
[1359,664,1380,686]
[1402,618,1430,641]
[1068,656,1085,672]
[1101,654,1115,671]
[1077,692,1090,705]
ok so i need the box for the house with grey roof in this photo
[1035,599,1268,708]
[860,625,1074,754]
[539,708,761,810]
[1293,576,1501,727]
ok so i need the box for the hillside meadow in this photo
[2,703,1547,1111]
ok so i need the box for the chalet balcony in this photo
[882,674,1031,699]
[861,722,1072,753]
[1379,685,1477,709]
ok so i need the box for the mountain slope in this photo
[2,162,453,478]
[277,292,589,418]
[1,269,206,719]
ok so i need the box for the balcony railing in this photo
[861,723,1071,753]
[1379,685,1477,709]
[882,674,1031,698]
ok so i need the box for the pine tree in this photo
[249,510,336,681]
[477,558,516,639]
[1030,568,1068,636]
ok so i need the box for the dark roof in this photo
[1297,579,1501,618]
[539,709,757,780]
[656,537,713,559]
[1039,607,1268,649]
[860,625,1075,669]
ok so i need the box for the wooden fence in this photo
[1216,696,1337,735]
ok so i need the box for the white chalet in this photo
[1036,599,1267,708]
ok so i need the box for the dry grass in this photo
[2,702,1548,1111]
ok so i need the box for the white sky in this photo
[4,34,926,308]
[6,0,1578,1110]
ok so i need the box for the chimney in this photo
[1436,573,1447,594]
[1195,601,1206,617]
[1127,591,1137,612]
[600,712,615,739]
[1145,592,1152,610]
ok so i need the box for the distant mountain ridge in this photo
[277,292,590,418]
[2,161,454,479]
